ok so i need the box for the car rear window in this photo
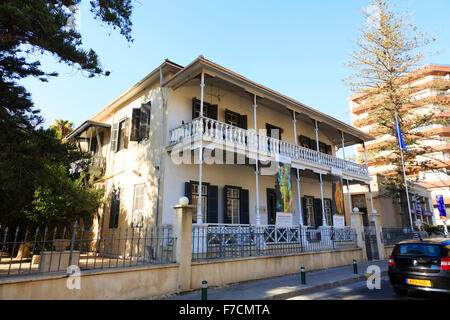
[395,244,441,258]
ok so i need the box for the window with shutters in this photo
[132,184,145,228]
[192,98,217,120]
[299,135,332,154]
[225,110,239,126]
[109,189,120,229]
[139,103,151,141]
[324,198,333,226]
[266,123,282,139]
[304,196,315,227]
[319,142,327,154]
[226,187,240,224]
[225,109,247,130]
[299,135,311,149]
[191,182,208,224]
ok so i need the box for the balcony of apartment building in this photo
[164,57,372,182]
[66,120,110,178]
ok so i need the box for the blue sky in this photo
[20,0,450,130]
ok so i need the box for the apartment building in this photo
[67,56,374,232]
[348,65,450,229]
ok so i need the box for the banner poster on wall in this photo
[331,174,345,228]
[437,195,447,219]
[275,162,293,228]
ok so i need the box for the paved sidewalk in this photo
[164,260,388,300]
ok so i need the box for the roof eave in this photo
[163,56,374,144]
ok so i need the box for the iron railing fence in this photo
[382,228,429,247]
[0,223,174,279]
[192,224,358,261]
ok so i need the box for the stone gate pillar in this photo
[369,209,385,260]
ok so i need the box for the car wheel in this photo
[392,286,408,296]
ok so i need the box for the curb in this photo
[263,270,389,300]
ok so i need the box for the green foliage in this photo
[345,0,448,196]
[0,0,134,129]
[28,164,104,226]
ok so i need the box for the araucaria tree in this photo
[345,0,449,199]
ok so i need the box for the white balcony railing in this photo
[169,117,369,179]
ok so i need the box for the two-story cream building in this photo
[67,56,375,233]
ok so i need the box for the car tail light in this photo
[388,256,395,267]
[441,257,450,271]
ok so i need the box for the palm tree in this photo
[51,119,74,139]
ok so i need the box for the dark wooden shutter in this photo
[238,115,248,130]
[223,186,230,223]
[240,189,250,224]
[301,197,308,226]
[319,142,326,154]
[110,122,119,152]
[314,198,323,228]
[109,190,120,229]
[140,103,151,140]
[90,135,98,153]
[130,108,141,141]
[208,104,218,120]
[299,135,308,149]
[207,185,218,223]
[184,182,192,204]
[192,98,200,119]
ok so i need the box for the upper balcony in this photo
[167,116,370,182]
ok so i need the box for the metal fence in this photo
[192,224,358,261]
[0,223,174,279]
[381,228,429,247]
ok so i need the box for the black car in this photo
[388,238,450,295]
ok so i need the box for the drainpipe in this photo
[293,111,303,226]
[363,141,375,214]
[196,72,205,224]
[342,131,352,228]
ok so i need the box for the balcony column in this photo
[95,127,102,156]
[363,141,375,215]
[342,131,352,227]
[196,72,205,224]
[253,94,261,226]
[315,120,327,227]
[293,111,303,226]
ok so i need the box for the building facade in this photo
[68,56,375,232]
[348,65,450,229]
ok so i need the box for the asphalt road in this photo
[287,276,449,300]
